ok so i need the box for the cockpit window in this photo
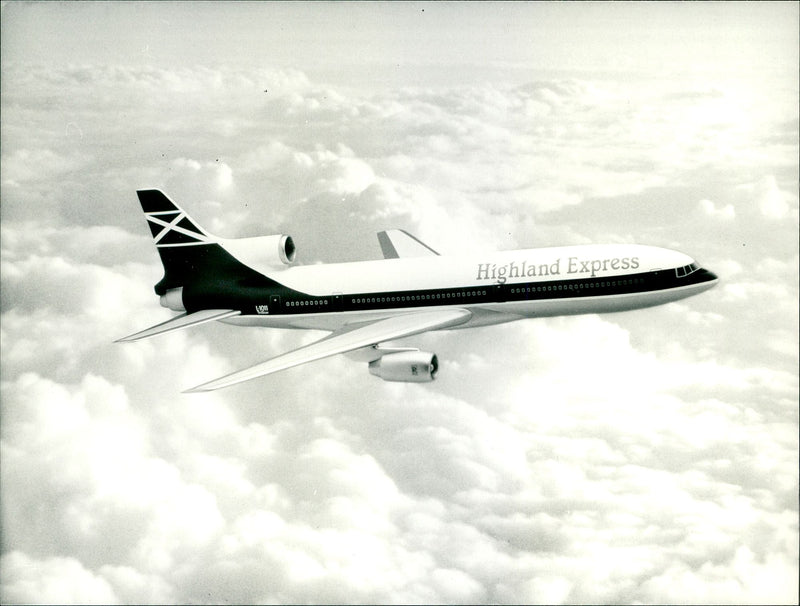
[675,263,700,278]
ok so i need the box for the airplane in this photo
[118,189,719,392]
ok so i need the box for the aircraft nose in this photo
[698,268,719,285]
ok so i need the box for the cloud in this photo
[699,198,736,220]
[0,551,120,605]
[2,10,798,602]
[752,175,795,219]
[1,149,93,187]
[637,546,799,605]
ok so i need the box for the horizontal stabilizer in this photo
[377,229,439,258]
[185,308,471,392]
[116,309,240,342]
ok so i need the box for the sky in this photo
[1,1,798,604]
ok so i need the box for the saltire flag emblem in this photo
[145,210,211,247]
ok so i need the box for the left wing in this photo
[377,229,439,258]
[185,308,471,392]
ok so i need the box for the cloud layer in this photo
[2,3,798,604]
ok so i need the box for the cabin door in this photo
[269,295,281,312]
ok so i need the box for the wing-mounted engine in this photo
[218,234,296,272]
[368,350,439,383]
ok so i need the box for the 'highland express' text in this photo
[476,256,640,284]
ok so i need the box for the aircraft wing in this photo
[185,308,471,392]
[377,229,439,258]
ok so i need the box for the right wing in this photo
[185,308,471,392]
[377,229,440,258]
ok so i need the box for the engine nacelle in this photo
[219,234,296,269]
[368,351,439,383]
[159,287,185,311]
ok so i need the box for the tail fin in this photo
[137,189,260,299]
[137,189,217,296]
[138,189,212,247]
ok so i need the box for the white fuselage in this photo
[222,244,718,332]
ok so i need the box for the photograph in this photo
[1,2,798,603]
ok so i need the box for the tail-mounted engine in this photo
[368,351,439,383]
[219,234,296,268]
[160,287,186,311]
